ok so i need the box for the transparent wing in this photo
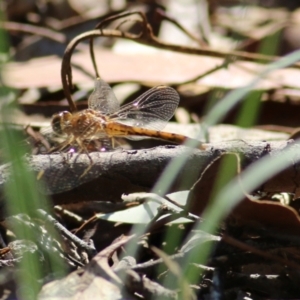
[108,86,180,131]
[88,78,120,114]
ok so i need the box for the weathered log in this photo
[0,140,296,208]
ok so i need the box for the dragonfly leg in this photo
[37,136,75,181]
[75,138,94,179]
[111,137,115,149]
[111,138,128,150]
[98,137,114,152]
[108,137,116,150]
[48,136,74,154]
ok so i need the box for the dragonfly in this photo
[37,78,205,193]
[51,78,203,153]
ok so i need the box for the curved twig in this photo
[61,11,300,113]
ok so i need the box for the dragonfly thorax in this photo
[71,109,105,138]
[51,109,107,140]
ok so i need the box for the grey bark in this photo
[0,140,295,208]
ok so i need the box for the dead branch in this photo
[61,11,300,112]
[1,21,67,44]
[0,140,297,212]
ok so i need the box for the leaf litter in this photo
[2,2,300,299]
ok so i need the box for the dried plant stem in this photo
[61,11,298,112]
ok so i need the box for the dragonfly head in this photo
[51,111,72,135]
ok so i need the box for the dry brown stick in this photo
[94,11,147,32]
[95,9,206,46]
[155,8,207,47]
[63,27,148,112]
[87,10,297,67]
[172,56,235,87]
[1,21,67,44]
[62,23,300,113]
[89,10,206,80]
[89,11,148,81]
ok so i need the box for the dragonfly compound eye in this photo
[51,111,72,135]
